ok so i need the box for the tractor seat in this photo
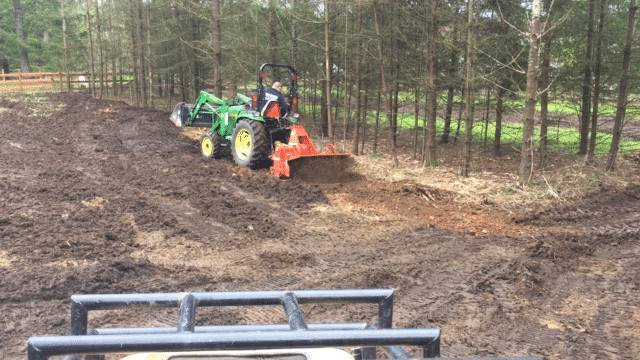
[260,92,282,118]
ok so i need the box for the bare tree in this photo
[137,0,147,107]
[578,0,596,155]
[95,0,104,98]
[588,0,606,163]
[128,0,139,105]
[86,1,96,97]
[606,0,636,171]
[342,2,349,149]
[352,4,363,155]
[539,0,553,167]
[61,0,71,91]
[520,0,542,183]
[424,0,438,166]
[441,27,457,144]
[324,0,334,144]
[374,0,399,167]
[289,0,297,67]
[539,33,551,167]
[462,0,476,177]
[269,0,279,80]
[13,0,30,73]
[212,0,222,98]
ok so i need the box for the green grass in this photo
[297,101,640,157]
[392,114,640,157]
[294,86,640,156]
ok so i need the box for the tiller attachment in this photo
[270,125,350,178]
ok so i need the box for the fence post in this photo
[18,71,22,91]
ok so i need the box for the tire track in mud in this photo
[3,92,640,359]
[511,184,640,359]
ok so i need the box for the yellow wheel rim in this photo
[235,129,252,160]
[201,136,213,157]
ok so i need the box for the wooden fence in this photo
[0,71,105,92]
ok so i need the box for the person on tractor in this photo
[264,81,290,117]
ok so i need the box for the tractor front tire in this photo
[200,131,223,159]
[231,120,270,168]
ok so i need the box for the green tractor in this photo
[170,63,348,178]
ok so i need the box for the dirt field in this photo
[1,92,640,359]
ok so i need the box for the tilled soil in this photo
[1,92,639,359]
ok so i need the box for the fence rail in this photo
[0,70,111,92]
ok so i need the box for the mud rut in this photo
[1,93,639,359]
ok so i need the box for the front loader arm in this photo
[189,91,228,124]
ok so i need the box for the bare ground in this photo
[1,92,640,359]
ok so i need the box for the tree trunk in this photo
[361,90,368,153]
[61,0,71,92]
[269,0,279,80]
[289,0,297,67]
[483,88,491,146]
[146,5,152,107]
[373,85,381,153]
[605,0,636,171]
[95,0,104,98]
[13,0,30,73]
[424,0,438,166]
[540,0,553,169]
[462,1,475,177]
[390,0,401,151]
[520,0,542,183]
[352,5,362,155]
[324,0,334,144]
[191,17,201,97]
[137,0,147,107]
[579,0,596,155]
[212,0,222,98]
[119,55,124,96]
[588,0,606,163]
[129,0,139,106]
[374,0,398,166]
[334,78,340,134]
[86,1,96,97]
[441,40,456,144]
[455,88,464,143]
[320,79,328,137]
[342,2,349,149]
[539,31,551,167]
[413,85,420,159]
[494,85,506,156]
[172,5,190,101]
[109,0,116,96]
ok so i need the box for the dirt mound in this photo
[288,155,363,183]
[0,257,212,302]
[323,179,531,236]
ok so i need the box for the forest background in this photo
[2,0,640,181]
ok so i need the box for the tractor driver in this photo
[264,81,290,117]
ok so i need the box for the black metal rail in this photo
[27,288,441,360]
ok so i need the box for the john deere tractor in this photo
[170,63,348,178]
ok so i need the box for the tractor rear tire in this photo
[231,119,270,168]
[200,131,223,159]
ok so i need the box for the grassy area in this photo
[297,93,640,157]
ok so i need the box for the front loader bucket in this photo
[170,102,192,127]
[270,126,352,181]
